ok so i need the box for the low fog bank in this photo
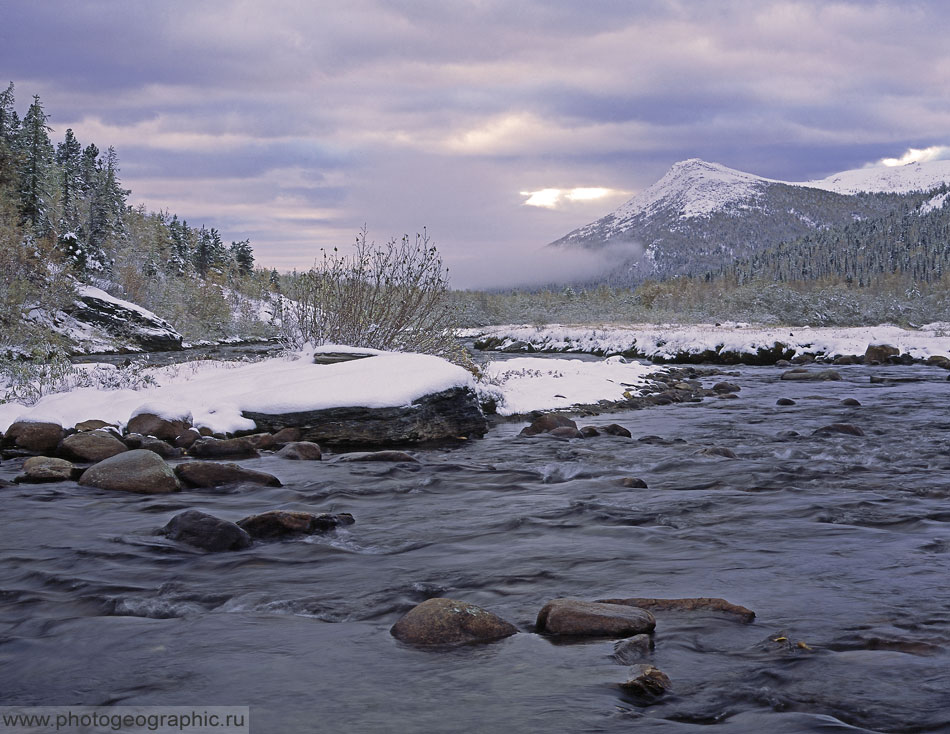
[450,240,644,291]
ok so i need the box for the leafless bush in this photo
[285,230,466,363]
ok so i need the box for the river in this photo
[1,359,948,733]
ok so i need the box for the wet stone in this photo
[390,598,518,646]
[620,477,648,488]
[174,462,282,488]
[15,456,77,483]
[602,423,632,438]
[776,398,796,406]
[536,599,656,637]
[276,441,323,460]
[58,431,128,463]
[520,413,577,437]
[619,665,671,698]
[237,510,354,539]
[161,509,252,552]
[79,449,180,494]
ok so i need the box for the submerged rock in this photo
[79,449,181,494]
[713,381,740,393]
[536,599,656,637]
[620,477,648,489]
[813,423,865,437]
[612,634,654,664]
[243,386,487,447]
[602,423,632,438]
[275,441,323,460]
[332,450,418,463]
[841,398,862,407]
[597,596,756,622]
[237,510,354,539]
[174,462,282,488]
[780,368,842,381]
[548,426,584,439]
[776,397,796,406]
[619,665,671,698]
[161,510,252,552]
[696,446,738,459]
[15,456,77,483]
[58,431,128,463]
[390,598,518,646]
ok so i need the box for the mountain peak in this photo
[613,158,768,222]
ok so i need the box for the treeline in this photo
[0,83,280,347]
[722,187,950,287]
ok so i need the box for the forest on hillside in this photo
[0,83,280,353]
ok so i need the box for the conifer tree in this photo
[18,94,54,233]
[230,238,254,275]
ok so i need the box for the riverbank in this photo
[466,322,950,365]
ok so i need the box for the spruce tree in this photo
[230,238,254,275]
[18,94,55,233]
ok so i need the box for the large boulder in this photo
[79,449,181,494]
[65,287,183,351]
[242,386,487,447]
[536,599,656,637]
[188,437,259,459]
[3,421,64,453]
[390,598,518,646]
[174,462,282,488]
[126,412,192,441]
[58,431,128,463]
[237,510,354,539]
[15,456,77,483]
[161,510,252,552]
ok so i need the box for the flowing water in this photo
[2,361,949,733]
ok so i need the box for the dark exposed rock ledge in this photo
[242,386,488,447]
[63,290,183,353]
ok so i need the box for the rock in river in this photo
[188,437,260,459]
[79,449,181,494]
[58,430,128,463]
[780,368,842,381]
[597,596,756,622]
[3,421,64,453]
[520,413,577,437]
[390,598,518,646]
[237,510,354,539]
[813,423,865,437]
[535,599,656,637]
[242,386,487,447]
[612,634,654,664]
[275,441,322,460]
[15,456,77,483]
[174,462,282,488]
[126,412,192,442]
[619,665,672,698]
[162,509,252,552]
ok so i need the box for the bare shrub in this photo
[284,230,465,363]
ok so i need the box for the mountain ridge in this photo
[550,157,950,283]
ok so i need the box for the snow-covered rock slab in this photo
[49,286,184,353]
[0,347,486,446]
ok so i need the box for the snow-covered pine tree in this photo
[17,95,55,234]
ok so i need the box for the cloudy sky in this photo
[3,0,950,286]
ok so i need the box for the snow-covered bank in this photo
[479,356,658,416]
[466,323,950,363]
[0,347,476,435]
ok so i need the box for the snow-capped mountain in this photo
[551,158,950,283]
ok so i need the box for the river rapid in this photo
[1,360,949,733]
